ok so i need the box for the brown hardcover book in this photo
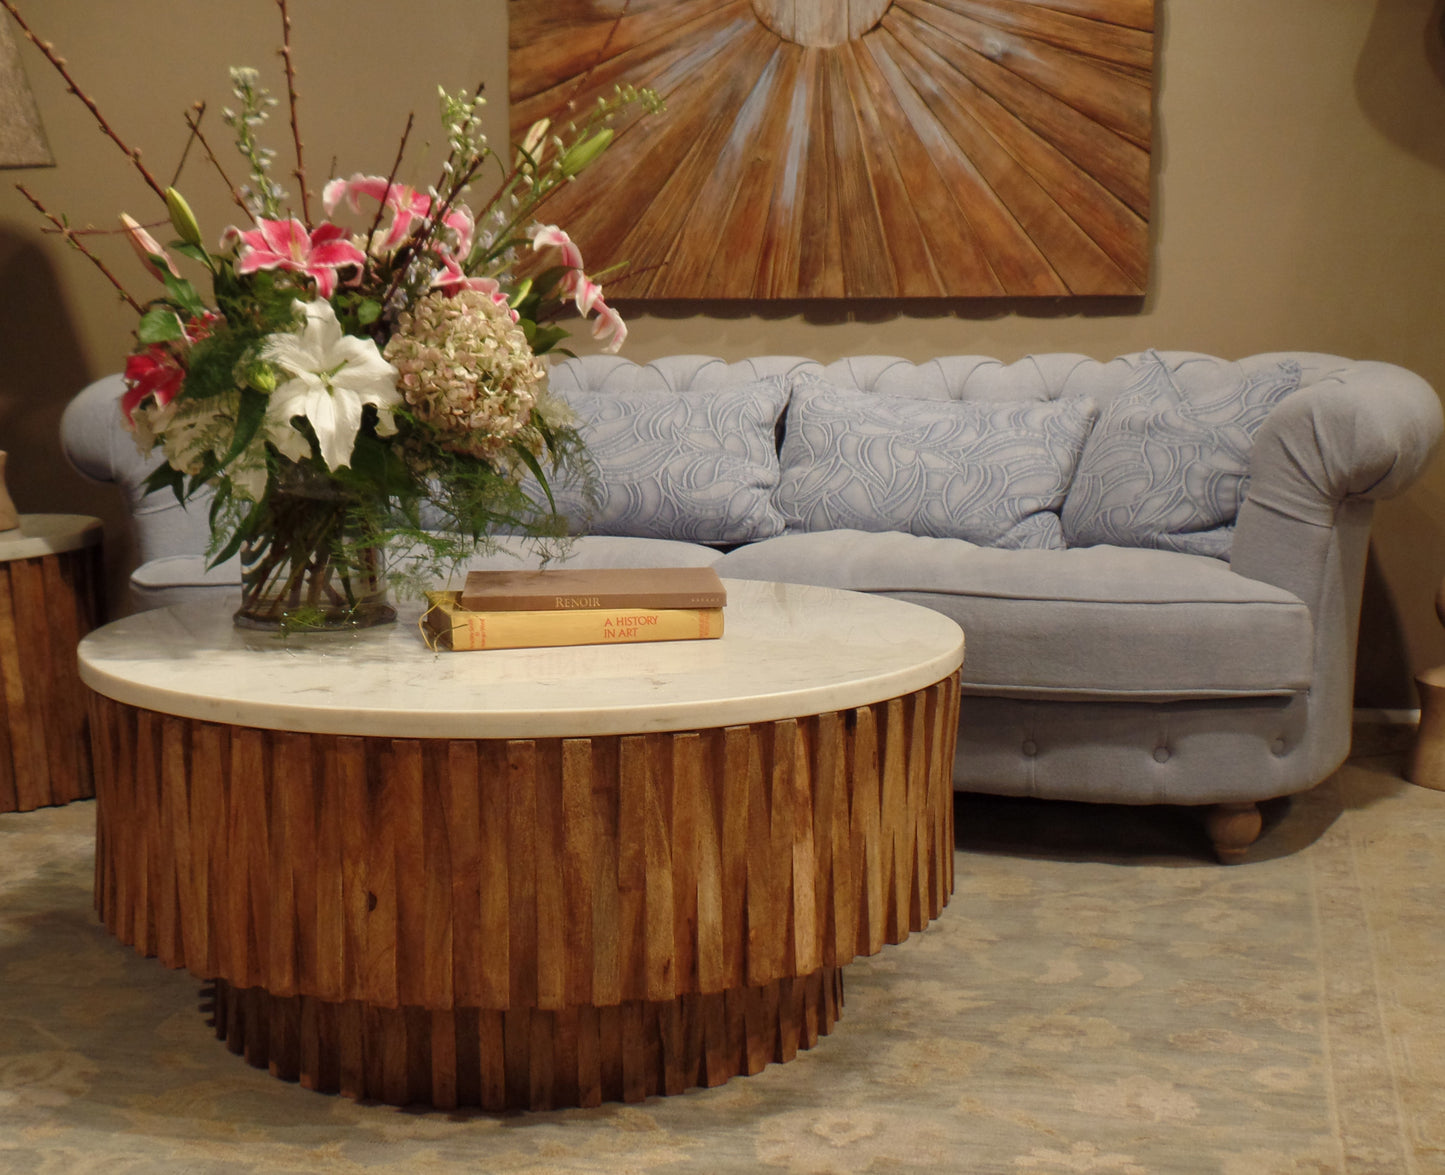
[459,566,727,612]
[423,591,724,651]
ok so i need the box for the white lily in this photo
[262,299,402,471]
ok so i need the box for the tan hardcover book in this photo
[459,566,727,612]
[423,591,724,651]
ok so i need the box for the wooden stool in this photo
[1407,666,1445,791]
[0,514,104,812]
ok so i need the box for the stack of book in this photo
[423,566,727,651]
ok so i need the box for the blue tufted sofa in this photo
[62,350,1443,861]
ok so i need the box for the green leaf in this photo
[163,270,207,319]
[172,242,213,267]
[512,443,556,513]
[142,462,186,503]
[136,305,185,344]
[356,299,383,326]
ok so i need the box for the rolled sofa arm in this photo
[61,373,216,565]
[1231,358,1441,612]
[1244,360,1442,527]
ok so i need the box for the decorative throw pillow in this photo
[1060,351,1302,557]
[775,375,1099,550]
[549,376,791,544]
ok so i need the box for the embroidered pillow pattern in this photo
[776,376,1099,550]
[551,376,791,544]
[1061,352,1302,557]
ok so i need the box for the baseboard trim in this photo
[1353,707,1420,726]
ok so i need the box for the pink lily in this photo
[431,259,520,321]
[589,300,627,354]
[322,174,461,254]
[120,213,180,281]
[224,218,365,298]
[528,222,628,352]
[528,223,585,271]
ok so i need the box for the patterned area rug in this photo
[2,729,1442,1175]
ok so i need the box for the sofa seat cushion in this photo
[712,530,1313,701]
[776,375,1098,549]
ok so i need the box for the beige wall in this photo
[3,0,1443,704]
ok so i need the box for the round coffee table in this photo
[79,578,963,1110]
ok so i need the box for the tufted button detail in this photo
[1271,738,1287,755]
[1021,739,1038,757]
[1152,746,1171,764]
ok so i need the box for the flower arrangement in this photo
[5,0,661,629]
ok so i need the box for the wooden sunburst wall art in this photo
[508,0,1152,299]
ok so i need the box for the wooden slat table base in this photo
[0,543,104,812]
[88,672,959,1108]
[209,968,844,1110]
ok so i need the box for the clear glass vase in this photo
[233,463,396,632]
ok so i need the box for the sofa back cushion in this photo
[776,375,1098,549]
[549,376,791,544]
[1061,351,1302,557]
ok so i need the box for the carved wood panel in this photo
[509,0,1153,299]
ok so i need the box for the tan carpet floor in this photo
[1,724,1441,1174]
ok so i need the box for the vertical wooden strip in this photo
[268,733,306,998]
[851,706,884,956]
[157,716,191,969]
[478,1009,507,1109]
[617,736,647,1002]
[621,1002,647,1103]
[790,721,819,976]
[643,734,676,1002]
[561,739,595,1007]
[533,740,566,1010]
[670,733,702,994]
[133,710,161,958]
[337,999,365,1101]
[879,698,909,944]
[430,1010,458,1110]
[188,723,224,977]
[768,721,798,979]
[745,723,776,986]
[552,1005,581,1109]
[477,741,511,1008]
[0,568,21,813]
[446,741,483,1006]
[590,737,621,1008]
[502,1007,532,1110]
[905,694,929,934]
[88,694,117,927]
[576,1003,602,1108]
[387,739,426,1007]
[227,727,269,990]
[421,742,454,1009]
[361,739,399,1007]
[7,559,51,811]
[720,727,751,990]
[38,555,82,801]
[821,712,854,966]
[507,740,540,1010]
[312,736,345,1000]
[695,731,725,994]
[335,737,370,1005]
[528,1008,555,1110]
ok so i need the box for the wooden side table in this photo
[0,514,104,812]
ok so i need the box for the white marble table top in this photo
[78,579,964,738]
[0,514,102,562]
